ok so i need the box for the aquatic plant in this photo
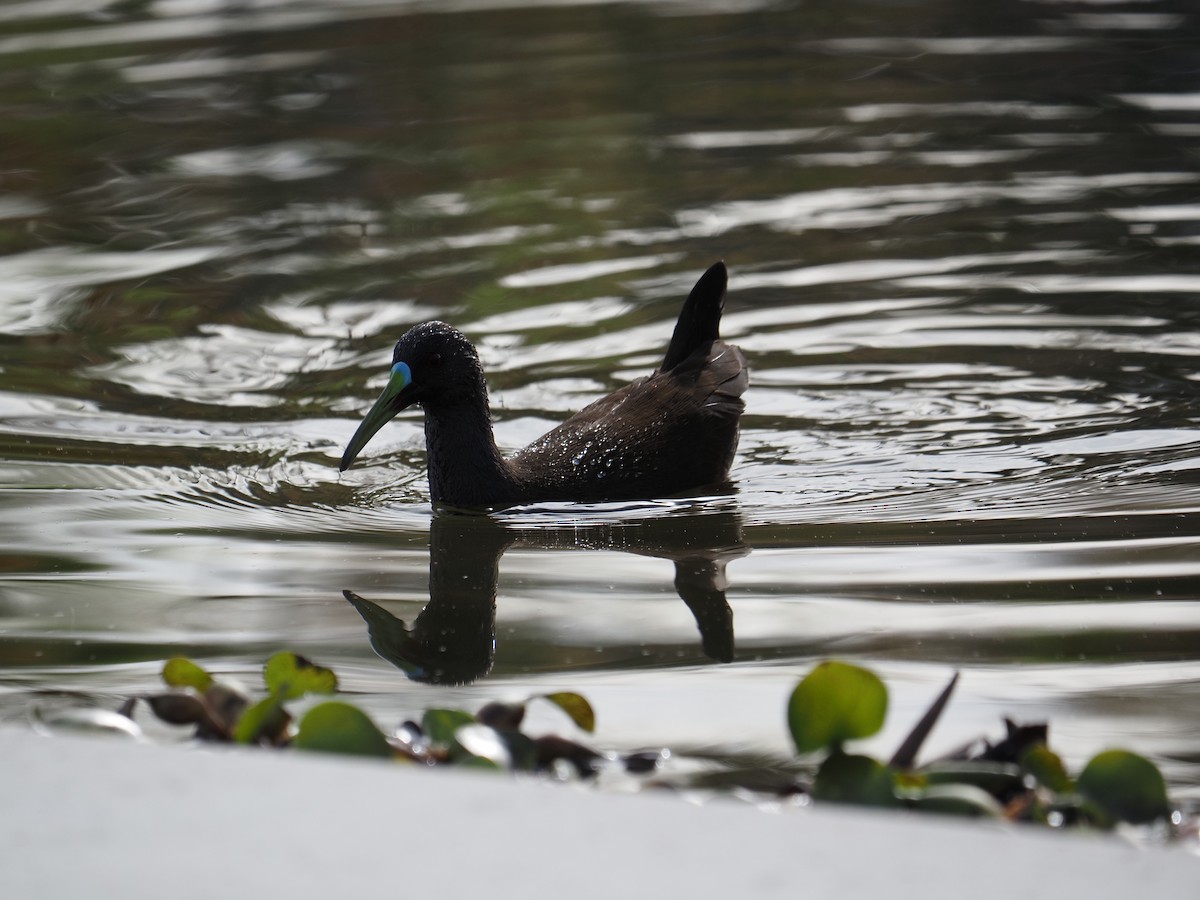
[104,653,1177,833]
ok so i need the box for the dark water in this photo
[1,0,1199,797]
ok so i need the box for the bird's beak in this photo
[339,362,415,472]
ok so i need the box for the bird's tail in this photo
[661,261,728,373]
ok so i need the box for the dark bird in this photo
[339,261,747,509]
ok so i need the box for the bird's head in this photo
[339,321,485,471]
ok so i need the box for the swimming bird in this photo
[339,261,747,509]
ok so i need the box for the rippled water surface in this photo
[2,0,1199,796]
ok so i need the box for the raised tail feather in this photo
[661,261,728,373]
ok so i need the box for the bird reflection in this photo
[344,506,747,685]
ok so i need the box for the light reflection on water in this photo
[0,0,1199,797]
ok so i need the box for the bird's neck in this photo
[421,399,518,508]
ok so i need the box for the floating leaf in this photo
[263,652,338,701]
[162,657,213,693]
[1021,744,1072,793]
[787,661,888,755]
[1077,749,1169,825]
[233,694,291,746]
[540,692,596,733]
[813,751,897,807]
[421,708,476,747]
[294,702,392,758]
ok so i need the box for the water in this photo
[1,0,1199,799]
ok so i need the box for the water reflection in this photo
[1,0,1199,794]
[346,507,747,684]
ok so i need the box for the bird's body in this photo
[340,261,747,509]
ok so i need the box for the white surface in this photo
[1,727,1195,899]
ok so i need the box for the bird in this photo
[339,261,747,509]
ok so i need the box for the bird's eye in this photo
[430,353,443,367]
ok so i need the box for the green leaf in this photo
[787,661,888,755]
[293,702,393,759]
[813,751,897,807]
[263,652,338,701]
[233,694,291,746]
[162,657,213,692]
[1021,744,1073,793]
[1077,749,1169,825]
[540,692,596,733]
[421,708,477,747]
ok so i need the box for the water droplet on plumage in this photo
[571,440,595,466]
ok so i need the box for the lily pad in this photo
[421,708,477,747]
[293,702,393,759]
[263,652,338,701]
[1077,749,1169,825]
[813,751,897,807]
[162,657,213,693]
[788,661,888,755]
[540,692,596,733]
[232,694,291,746]
[1021,744,1072,793]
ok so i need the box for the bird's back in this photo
[509,264,746,503]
